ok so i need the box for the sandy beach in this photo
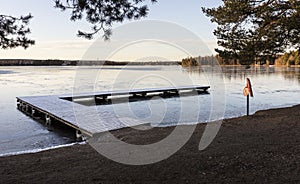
[1,105,299,183]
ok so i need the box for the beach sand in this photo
[1,105,299,183]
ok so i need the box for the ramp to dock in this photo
[17,86,210,139]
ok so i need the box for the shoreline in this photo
[0,59,181,66]
[1,59,300,67]
[0,142,87,158]
[1,104,299,183]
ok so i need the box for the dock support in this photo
[21,103,25,111]
[17,100,20,108]
[96,95,108,101]
[163,90,178,96]
[45,114,52,126]
[163,91,170,96]
[31,109,36,117]
[76,130,87,141]
[132,92,147,97]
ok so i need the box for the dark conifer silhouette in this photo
[0,14,35,49]
[203,0,300,65]
[0,0,157,49]
[54,0,157,40]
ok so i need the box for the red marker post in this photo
[243,78,254,116]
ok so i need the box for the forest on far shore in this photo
[182,50,300,67]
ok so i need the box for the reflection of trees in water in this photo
[182,66,276,80]
[181,66,201,75]
[281,67,300,83]
[221,66,276,81]
[181,66,300,84]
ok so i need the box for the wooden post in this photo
[247,94,249,116]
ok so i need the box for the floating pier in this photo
[17,86,210,140]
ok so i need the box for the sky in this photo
[0,0,223,60]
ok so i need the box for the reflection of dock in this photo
[16,86,210,140]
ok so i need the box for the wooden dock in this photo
[17,86,210,140]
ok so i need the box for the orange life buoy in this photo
[244,78,253,97]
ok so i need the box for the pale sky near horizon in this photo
[0,0,223,61]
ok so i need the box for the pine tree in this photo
[203,0,300,65]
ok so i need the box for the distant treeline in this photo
[0,59,181,66]
[181,55,221,66]
[181,57,199,67]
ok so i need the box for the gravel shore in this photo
[1,105,300,183]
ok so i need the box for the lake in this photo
[0,65,299,156]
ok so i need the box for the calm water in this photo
[0,65,299,156]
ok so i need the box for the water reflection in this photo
[182,66,300,83]
[280,67,300,83]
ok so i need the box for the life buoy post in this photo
[243,78,254,116]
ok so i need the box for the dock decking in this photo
[17,85,210,140]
